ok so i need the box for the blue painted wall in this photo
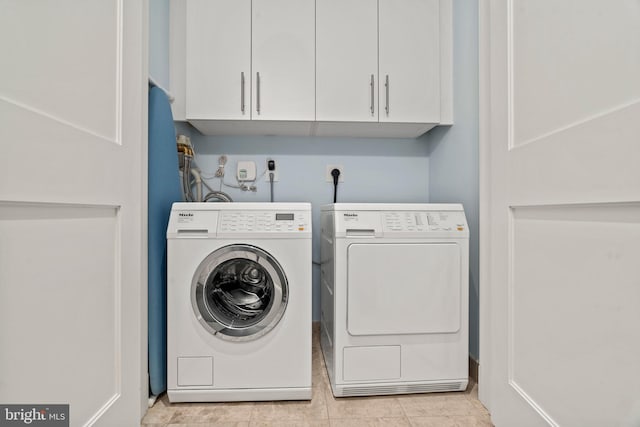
[187,135,430,321]
[424,0,480,360]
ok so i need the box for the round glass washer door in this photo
[191,244,288,341]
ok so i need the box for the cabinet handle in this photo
[241,72,245,114]
[385,74,390,115]
[370,74,375,115]
[256,72,261,114]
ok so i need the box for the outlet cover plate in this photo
[326,165,345,182]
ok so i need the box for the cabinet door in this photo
[379,0,440,123]
[252,0,315,121]
[186,0,250,120]
[316,0,378,122]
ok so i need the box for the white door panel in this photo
[481,1,640,426]
[347,243,461,336]
[510,205,640,426]
[0,2,119,141]
[0,204,119,423]
[512,1,640,145]
[0,1,145,425]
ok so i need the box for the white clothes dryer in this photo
[167,202,312,402]
[320,203,469,397]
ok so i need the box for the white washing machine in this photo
[320,203,469,397]
[167,202,312,402]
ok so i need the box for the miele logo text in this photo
[179,213,194,217]
[343,213,358,218]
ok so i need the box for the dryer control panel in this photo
[383,211,467,233]
[332,206,468,238]
[219,210,310,233]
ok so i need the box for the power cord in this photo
[268,160,276,202]
[331,168,341,203]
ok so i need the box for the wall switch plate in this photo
[326,165,345,182]
[237,161,257,181]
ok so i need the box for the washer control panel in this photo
[219,211,310,233]
[382,211,467,233]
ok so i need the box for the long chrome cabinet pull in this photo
[370,74,375,115]
[241,72,245,113]
[385,74,390,115]
[256,72,261,114]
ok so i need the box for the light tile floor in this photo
[143,327,493,427]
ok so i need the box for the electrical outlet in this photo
[326,165,345,182]
[265,159,278,182]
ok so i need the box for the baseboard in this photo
[469,356,479,383]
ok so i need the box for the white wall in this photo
[149,0,170,88]
[424,0,480,360]
[186,133,430,321]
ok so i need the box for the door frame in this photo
[140,0,150,417]
[477,0,493,411]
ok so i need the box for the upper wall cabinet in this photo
[379,0,441,124]
[316,0,443,136]
[186,0,250,121]
[251,0,315,121]
[184,0,315,134]
[316,0,378,123]
[171,0,452,137]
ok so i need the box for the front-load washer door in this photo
[191,244,288,341]
[347,243,461,336]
